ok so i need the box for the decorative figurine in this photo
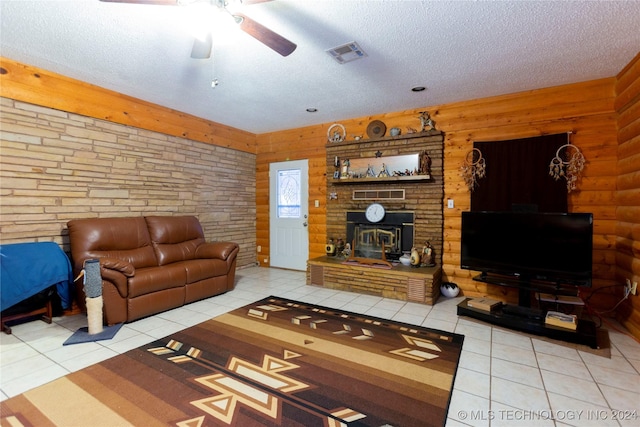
[366,164,376,177]
[336,238,345,257]
[377,163,390,177]
[341,159,350,179]
[419,150,432,176]
[419,111,436,131]
[326,239,336,256]
[421,241,435,267]
[342,242,351,258]
[410,247,421,267]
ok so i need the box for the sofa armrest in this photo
[97,268,129,298]
[195,242,239,261]
[100,257,135,277]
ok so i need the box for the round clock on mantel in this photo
[365,203,386,223]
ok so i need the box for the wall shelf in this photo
[330,175,431,184]
[326,130,443,148]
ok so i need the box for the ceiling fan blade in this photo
[99,0,179,4]
[233,13,296,57]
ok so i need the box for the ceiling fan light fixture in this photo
[411,86,426,92]
[326,41,367,64]
[190,32,213,59]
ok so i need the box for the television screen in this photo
[461,211,593,287]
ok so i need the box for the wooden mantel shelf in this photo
[330,174,431,184]
[326,130,443,148]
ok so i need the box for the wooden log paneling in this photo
[255,78,626,319]
[0,57,256,154]
[615,52,640,339]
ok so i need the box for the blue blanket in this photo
[0,242,73,311]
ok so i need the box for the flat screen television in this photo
[461,211,593,288]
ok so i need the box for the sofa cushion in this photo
[179,259,229,284]
[127,264,187,298]
[68,217,157,269]
[145,216,206,265]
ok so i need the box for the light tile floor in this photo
[1,267,639,426]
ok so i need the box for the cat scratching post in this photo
[83,259,103,335]
[63,258,122,346]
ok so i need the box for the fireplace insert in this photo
[346,211,414,261]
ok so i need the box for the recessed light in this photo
[411,86,426,92]
[306,108,318,113]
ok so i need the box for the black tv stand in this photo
[457,299,597,348]
[458,274,598,348]
[501,304,543,320]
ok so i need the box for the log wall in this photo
[615,53,640,337]
[257,78,622,316]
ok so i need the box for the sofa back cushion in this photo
[145,216,206,266]
[68,217,158,270]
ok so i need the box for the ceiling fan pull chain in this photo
[211,44,219,88]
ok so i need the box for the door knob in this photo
[303,222,308,227]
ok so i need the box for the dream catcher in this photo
[461,148,486,192]
[548,134,585,192]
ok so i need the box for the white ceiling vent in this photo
[326,41,367,64]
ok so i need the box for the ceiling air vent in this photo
[326,41,367,64]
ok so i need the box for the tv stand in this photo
[473,273,579,304]
[457,299,597,348]
[458,274,598,348]
[500,304,543,320]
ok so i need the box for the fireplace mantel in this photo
[326,129,443,148]
[330,175,431,184]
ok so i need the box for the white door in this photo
[269,160,309,270]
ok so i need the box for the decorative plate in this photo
[367,120,386,139]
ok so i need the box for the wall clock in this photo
[365,203,386,223]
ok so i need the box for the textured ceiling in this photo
[1,0,640,134]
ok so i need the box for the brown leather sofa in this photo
[68,215,239,325]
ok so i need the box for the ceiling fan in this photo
[99,0,297,58]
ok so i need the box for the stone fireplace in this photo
[307,130,444,305]
[323,130,444,265]
[346,211,414,261]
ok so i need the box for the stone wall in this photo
[0,98,256,268]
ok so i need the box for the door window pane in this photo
[277,169,301,218]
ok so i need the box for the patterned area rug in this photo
[1,296,464,426]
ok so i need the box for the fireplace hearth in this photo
[346,211,414,261]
